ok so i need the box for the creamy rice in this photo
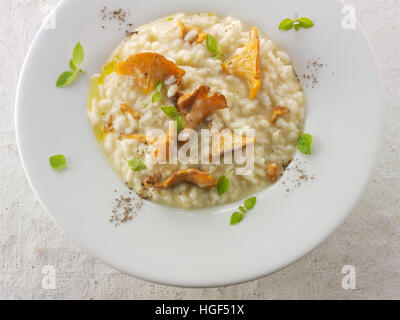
[88,13,305,209]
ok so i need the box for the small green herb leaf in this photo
[217,176,230,195]
[152,81,163,102]
[230,212,244,225]
[152,91,161,103]
[155,80,163,92]
[212,46,222,59]
[127,158,147,171]
[279,18,294,30]
[57,43,85,88]
[206,34,219,53]
[56,71,76,87]
[160,106,183,130]
[49,154,67,171]
[244,197,257,210]
[239,206,246,214]
[160,106,179,118]
[298,17,314,28]
[229,196,257,225]
[280,16,313,31]
[69,59,77,72]
[206,34,222,59]
[72,42,84,65]
[298,133,312,155]
[175,115,184,132]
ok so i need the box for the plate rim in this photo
[15,0,385,288]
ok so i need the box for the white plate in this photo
[16,0,383,287]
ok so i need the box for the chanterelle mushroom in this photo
[176,86,228,129]
[210,132,256,159]
[177,20,207,44]
[143,175,161,188]
[120,103,141,120]
[152,126,177,160]
[266,162,279,182]
[155,168,217,188]
[121,133,154,144]
[270,107,289,124]
[115,52,185,94]
[103,115,114,133]
[222,27,261,100]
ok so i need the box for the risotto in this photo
[87,13,306,209]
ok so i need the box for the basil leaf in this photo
[298,17,314,28]
[49,154,67,171]
[175,115,184,132]
[56,71,76,87]
[244,197,257,210]
[155,80,163,92]
[72,42,84,65]
[230,212,244,225]
[160,106,179,118]
[206,34,219,53]
[217,176,230,195]
[127,158,147,171]
[69,59,77,72]
[294,23,300,31]
[279,18,294,30]
[297,133,312,154]
[152,91,161,103]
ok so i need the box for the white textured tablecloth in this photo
[1,0,399,299]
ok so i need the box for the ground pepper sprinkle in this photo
[109,190,144,227]
[281,159,316,196]
[301,56,328,88]
[100,6,136,35]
